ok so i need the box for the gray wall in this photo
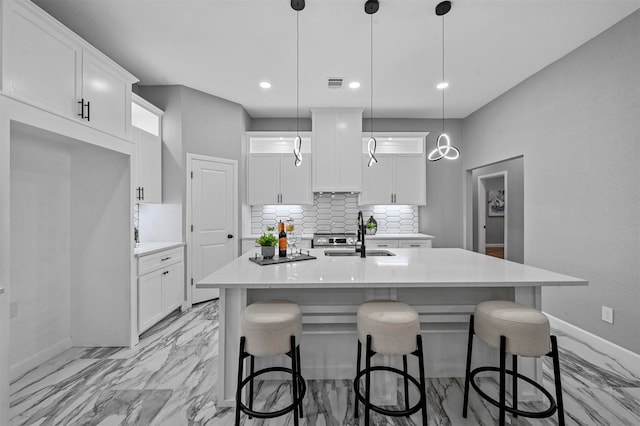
[462,12,640,353]
[470,158,524,264]
[137,85,250,244]
[250,117,465,248]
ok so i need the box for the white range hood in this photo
[311,108,363,193]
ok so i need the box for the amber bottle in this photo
[278,221,287,258]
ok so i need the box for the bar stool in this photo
[353,300,428,425]
[235,300,306,426]
[462,300,565,426]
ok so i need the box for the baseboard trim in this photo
[9,337,72,381]
[546,313,640,376]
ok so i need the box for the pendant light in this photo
[292,0,305,166]
[428,1,460,161]
[365,0,379,167]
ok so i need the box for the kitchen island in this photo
[198,248,587,407]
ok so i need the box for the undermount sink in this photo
[324,250,395,257]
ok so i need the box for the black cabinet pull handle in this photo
[162,271,169,275]
[77,99,90,120]
[227,234,233,239]
[141,186,144,201]
[77,98,84,118]
[161,257,171,261]
[86,101,90,121]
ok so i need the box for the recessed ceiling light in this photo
[259,81,272,89]
[437,82,449,89]
[349,81,361,89]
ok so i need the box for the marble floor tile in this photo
[10,300,640,426]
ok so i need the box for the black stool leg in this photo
[235,336,246,426]
[403,354,409,413]
[248,355,254,419]
[354,339,362,419]
[290,336,300,426]
[365,334,372,426]
[551,335,566,426]
[417,334,428,426]
[499,335,507,426]
[296,345,304,418]
[462,315,474,418]
[512,354,518,418]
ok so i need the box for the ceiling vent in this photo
[327,78,343,89]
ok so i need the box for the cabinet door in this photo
[359,154,394,205]
[82,50,128,138]
[8,3,81,118]
[399,239,432,248]
[311,111,338,192]
[368,240,399,249]
[134,127,162,203]
[335,110,363,191]
[248,154,280,205]
[162,262,184,314]
[138,271,164,333]
[394,155,426,205]
[280,154,312,205]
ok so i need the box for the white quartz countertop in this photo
[198,248,587,289]
[134,242,184,257]
[242,234,313,240]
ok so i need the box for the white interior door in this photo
[189,155,237,304]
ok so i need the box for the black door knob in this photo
[227,234,233,239]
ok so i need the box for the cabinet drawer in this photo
[368,240,399,249]
[398,240,432,249]
[137,247,183,276]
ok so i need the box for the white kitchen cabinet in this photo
[248,153,312,205]
[137,246,184,334]
[311,108,363,192]
[367,238,433,249]
[360,154,426,205]
[399,239,433,248]
[1,0,137,139]
[132,94,163,204]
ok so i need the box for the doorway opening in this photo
[478,172,507,259]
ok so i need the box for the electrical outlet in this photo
[601,306,614,324]
[9,301,18,318]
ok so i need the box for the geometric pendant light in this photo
[428,1,460,161]
[365,0,380,167]
[292,0,305,166]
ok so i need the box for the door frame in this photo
[477,171,508,259]
[185,153,238,308]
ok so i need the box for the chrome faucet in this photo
[357,211,366,258]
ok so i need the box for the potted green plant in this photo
[366,221,377,235]
[256,232,278,259]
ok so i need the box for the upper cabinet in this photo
[311,108,363,192]
[1,0,138,139]
[247,133,313,206]
[359,133,427,206]
[132,93,163,204]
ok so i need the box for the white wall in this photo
[462,12,640,353]
[10,130,72,375]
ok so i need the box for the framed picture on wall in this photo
[488,190,505,216]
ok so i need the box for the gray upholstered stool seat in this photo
[354,300,428,425]
[474,300,550,357]
[357,300,420,355]
[463,300,565,426]
[241,300,302,357]
[236,299,305,425]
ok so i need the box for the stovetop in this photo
[312,232,357,247]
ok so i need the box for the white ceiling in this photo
[35,0,639,119]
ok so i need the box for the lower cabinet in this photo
[137,247,184,334]
[368,239,433,249]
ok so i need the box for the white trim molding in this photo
[546,313,640,377]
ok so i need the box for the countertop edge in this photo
[134,242,185,257]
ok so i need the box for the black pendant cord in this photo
[441,13,445,135]
[370,13,374,139]
[296,10,300,139]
